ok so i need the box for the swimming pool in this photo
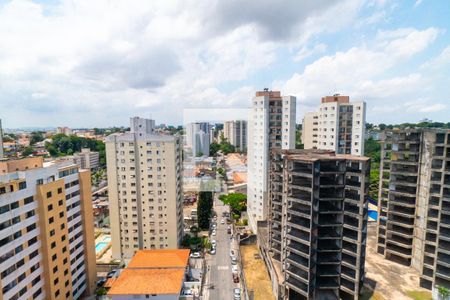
[368,210,378,220]
[95,242,108,253]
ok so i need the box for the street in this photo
[204,194,241,300]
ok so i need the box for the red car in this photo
[233,273,239,283]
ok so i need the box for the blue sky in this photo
[0,0,449,128]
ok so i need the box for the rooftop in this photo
[107,269,185,295]
[127,249,190,269]
[277,149,370,162]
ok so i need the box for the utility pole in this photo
[0,118,4,160]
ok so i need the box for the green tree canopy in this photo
[219,193,247,215]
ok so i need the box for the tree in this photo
[21,147,34,157]
[438,286,449,299]
[197,191,213,230]
[295,130,304,149]
[365,138,381,163]
[378,123,387,130]
[209,142,221,156]
[219,193,247,216]
[30,131,44,145]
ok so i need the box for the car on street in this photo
[232,273,239,283]
[230,250,235,258]
[231,257,237,265]
[234,288,241,299]
[212,224,217,230]
[210,248,216,255]
[231,265,238,273]
[211,240,217,247]
[190,252,201,258]
[221,219,225,224]
[212,229,216,236]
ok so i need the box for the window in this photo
[18,181,27,190]
[58,199,63,206]
[51,241,56,249]
[53,266,58,273]
[48,204,53,211]
[24,196,34,204]
[59,211,64,218]
[52,254,57,261]
[49,217,54,224]
[57,187,62,194]
[47,191,52,198]
[55,289,60,297]
[50,229,55,236]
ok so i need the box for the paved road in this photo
[205,195,240,300]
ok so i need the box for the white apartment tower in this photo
[302,95,366,156]
[185,122,211,157]
[247,90,296,232]
[106,117,183,260]
[224,120,248,151]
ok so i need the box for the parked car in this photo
[190,252,201,258]
[221,219,225,224]
[211,240,217,248]
[234,288,241,299]
[212,229,216,236]
[210,248,216,255]
[231,265,238,274]
[232,273,239,283]
[230,250,235,258]
[231,257,237,265]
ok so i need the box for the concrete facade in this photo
[376,129,450,291]
[247,90,296,232]
[185,122,211,157]
[302,95,365,156]
[0,157,96,300]
[224,120,248,151]
[266,149,370,300]
[106,117,183,260]
[73,148,100,171]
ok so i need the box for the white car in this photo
[230,250,235,258]
[190,252,201,258]
[232,265,238,274]
[212,230,216,236]
[211,240,217,247]
[210,248,216,255]
[234,288,241,299]
[221,219,225,224]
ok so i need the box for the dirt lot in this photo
[364,223,432,300]
[240,244,275,300]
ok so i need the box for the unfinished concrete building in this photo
[267,149,370,300]
[376,128,450,292]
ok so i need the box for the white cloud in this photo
[294,44,327,62]
[0,0,365,127]
[281,27,443,122]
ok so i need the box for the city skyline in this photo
[0,1,450,128]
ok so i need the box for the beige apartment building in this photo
[302,95,366,156]
[73,148,100,171]
[223,120,247,152]
[106,117,183,260]
[0,157,96,300]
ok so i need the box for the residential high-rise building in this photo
[265,149,370,300]
[224,120,248,151]
[0,157,96,300]
[73,148,100,171]
[185,122,211,156]
[106,117,183,260]
[56,127,72,135]
[376,129,450,292]
[247,90,296,232]
[0,118,4,159]
[302,95,366,156]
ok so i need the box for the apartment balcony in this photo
[432,159,444,169]
[318,199,343,213]
[320,161,345,173]
[316,276,340,289]
[320,187,344,199]
[390,163,418,174]
[387,223,414,238]
[286,251,310,269]
[440,226,450,239]
[320,173,344,186]
[436,133,446,144]
[436,265,450,280]
[342,239,358,254]
[344,202,360,215]
[344,215,360,229]
[343,227,359,240]
[387,213,415,227]
[286,226,310,244]
[290,161,313,174]
[318,226,342,239]
[317,239,342,252]
[386,233,413,248]
[288,200,311,215]
[289,175,312,188]
[317,264,341,277]
[289,187,312,201]
[389,194,416,207]
[386,242,413,257]
[287,214,311,230]
[318,213,343,226]
[428,208,440,220]
[388,203,416,217]
[345,190,361,201]
[439,239,450,252]
[437,251,450,266]
[317,251,341,264]
[285,273,309,295]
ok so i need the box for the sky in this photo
[0,0,449,128]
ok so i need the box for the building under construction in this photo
[376,128,450,291]
[266,149,370,300]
